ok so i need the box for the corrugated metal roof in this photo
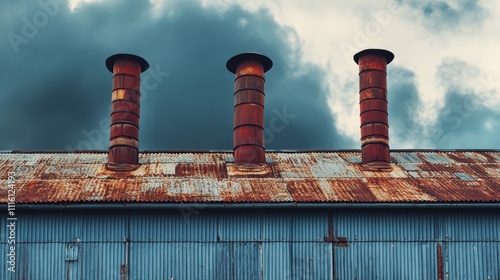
[0,151,499,204]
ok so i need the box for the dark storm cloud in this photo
[1,0,118,150]
[400,0,486,31]
[387,66,424,147]
[264,62,352,150]
[427,58,499,148]
[0,0,351,150]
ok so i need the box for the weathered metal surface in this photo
[354,49,394,169]
[0,151,500,203]
[5,243,68,279]
[129,210,218,242]
[334,208,500,243]
[333,208,500,279]
[335,241,438,279]
[1,208,499,279]
[106,53,149,171]
[446,242,500,279]
[218,210,328,241]
[443,210,500,241]
[1,210,128,279]
[227,53,273,166]
[437,244,444,280]
[131,242,216,279]
[334,209,440,241]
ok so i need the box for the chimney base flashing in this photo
[227,162,273,176]
[362,162,393,172]
[106,163,140,172]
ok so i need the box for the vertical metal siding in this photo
[130,242,216,280]
[1,208,499,279]
[216,242,233,279]
[290,242,332,279]
[16,242,67,280]
[17,211,82,242]
[262,212,291,241]
[0,243,14,280]
[444,210,500,241]
[446,242,500,279]
[334,242,437,279]
[219,212,264,241]
[220,210,328,241]
[16,211,127,242]
[130,210,218,242]
[217,242,262,280]
[291,212,329,242]
[334,209,500,279]
[263,242,291,279]
[80,243,125,280]
[81,212,127,241]
[334,210,440,241]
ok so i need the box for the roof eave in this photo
[5,202,500,211]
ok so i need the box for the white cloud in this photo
[68,0,103,11]
[66,0,500,148]
[199,0,500,148]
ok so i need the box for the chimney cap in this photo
[106,53,150,73]
[353,49,394,65]
[226,52,273,74]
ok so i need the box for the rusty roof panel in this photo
[140,153,232,164]
[175,163,228,178]
[484,167,500,178]
[419,152,454,164]
[391,152,423,163]
[310,163,362,178]
[284,179,328,202]
[400,162,420,171]
[491,153,500,162]
[337,152,362,164]
[416,178,500,202]
[1,151,500,204]
[325,179,377,202]
[364,178,436,202]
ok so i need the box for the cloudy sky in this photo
[1,0,499,151]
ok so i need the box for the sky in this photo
[0,0,499,151]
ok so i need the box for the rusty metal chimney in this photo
[226,53,273,169]
[354,49,394,170]
[105,53,149,171]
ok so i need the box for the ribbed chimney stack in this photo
[226,53,273,168]
[105,53,149,171]
[354,49,394,170]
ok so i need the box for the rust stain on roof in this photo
[0,151,500,204]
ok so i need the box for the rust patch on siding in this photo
[120,264,129,280]
[324,212,335,242]
[437,244,444,280]
[334,237,349,247]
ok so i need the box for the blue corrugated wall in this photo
[0,208,498,279]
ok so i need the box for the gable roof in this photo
[1,150,499,205]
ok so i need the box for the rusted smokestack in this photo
[226,53,273,168]
[353,49,394,170]
[105,53,149,171]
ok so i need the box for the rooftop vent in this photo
[226,53,273,170]
[354,49,394,171]
[105,53,149,171]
